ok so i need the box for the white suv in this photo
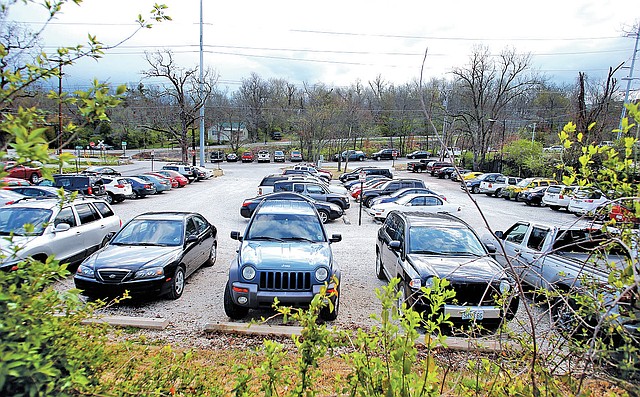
[162,163,197,182]
[0,198,122,271]
[101,176,133,204]
[256,150,271,163]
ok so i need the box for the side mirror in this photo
[485,243,497,253]
[494,231,504,239]
[389,240,401,251]
[186,234,199,244]
[230,231,243,241]
[53,223,70,232]
[329,234,342,243]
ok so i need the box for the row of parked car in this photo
[210,150,304,163]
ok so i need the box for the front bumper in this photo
[74,275,170,298]
[229,281,335,309]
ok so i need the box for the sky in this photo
[5,0,640,95]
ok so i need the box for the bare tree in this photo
[141,50,216,162]
[451,46,539,170]
[235,72,269,142]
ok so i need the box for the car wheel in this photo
[376,156,381,161]
[375,250,386,280]
[317,209,329,224]
[358,156,364,161]
[166,266,185,300]
[444,174,450,179]
[550,205,560,211]
[525,201,531,206]
[100,235,111,248]
[203,242,217,267]
[224,283,249,320]
[471,186,479,194]
[30,173,40,184]
[105,193,114,204]
[494,189,502,197]
[319,287,339,321]
[364,197,373,207]
[551,295,595,339]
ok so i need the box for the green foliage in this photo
[0,256,109,396]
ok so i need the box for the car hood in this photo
[87,245,181,270]
[0,235,40,263]
[239,240,332,269]
[406,254,507,283]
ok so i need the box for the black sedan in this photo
[240,192,343,223]
[81,166,121,176]
[519,186,548,206]
[124,177,157,198]
[74,212,217,300]
[406,150,431,159]
[376,211,518,329]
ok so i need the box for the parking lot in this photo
[55,159,589,344]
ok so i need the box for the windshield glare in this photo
[112,219,183,246]
[0,208,52,236]
[247,213,324,242]
[408,226,487,256]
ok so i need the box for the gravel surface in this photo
[54,159,588,348]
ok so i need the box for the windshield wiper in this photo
[249,236,285,242]
[411,250,443,255]
[282,237,317,243]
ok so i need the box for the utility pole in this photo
[58,61,63,173]
[618,26,640,139]
[198,0,206,167]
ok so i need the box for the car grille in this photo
[449,282,499,306]
[259,271,311,291]
[98,269,131,283]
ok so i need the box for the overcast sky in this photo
[6,0,640,94]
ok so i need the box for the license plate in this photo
[461,309,484,321]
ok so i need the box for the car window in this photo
[306,184,324,194]
[92,201,114,218]
[504,223,529,244]
[54,206,77,228]
[0,207,52,236]
[75,203,100,224]
[193,215,208,234]
[409,226,486,256]
[408,197,425,206]
[293,184,304,193]
[248,213,324,242]
[424,196,442,206]
[527,227,549,251]
[185,218,197,237]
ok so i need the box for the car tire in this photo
[364,197,374,207]
[375,250,386,280]
[375,156,381,161]
[30,173,41,184]
[203,242,217,267]
[224,283,249,320]
[494,189,502,197]
[317,209,329,224]
[319,287,339,321]
[166,266,185,300]
[550,205,560,211]
[358,156,364,161]
[395,279,408,317]
[471,186,479,194]
[444,174,450,179]
[105,192,114,204]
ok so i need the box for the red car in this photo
[156,170,189,187]
[146,172,179,189]
[0,161,42,184]
[241,151,254,163]
[609,198,639,226]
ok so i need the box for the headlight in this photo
[424,277,434,289]
[315,267,329,282]
[76,265,95,278]
[499,280,511,294]
[134,267,164,279]
[242,266,256,280]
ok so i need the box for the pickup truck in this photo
[493,221,638,338]
[479,175,521,197]
[406,159,430,172]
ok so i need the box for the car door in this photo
[49,205,85,264]
[499,222,531,281]
[73,202,106,256]
[518,226,549,288]
[303,183,326,202]
[182,217,201,275]
[380,214,403,279]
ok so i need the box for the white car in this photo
[366,193,460,221]
[256,150,271,163]
[542,185,578,210]
[0,197,122,270]
[567,188,608,216]
[100,176,133,204]
[193,166,213,179]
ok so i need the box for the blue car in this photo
[367,187,445,207]
[124,176,157,198]
[134,174,171,193]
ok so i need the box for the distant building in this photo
[208,122,248,143]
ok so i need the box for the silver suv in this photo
[0,198,122,270]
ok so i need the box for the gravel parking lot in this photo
[55,159,589,346]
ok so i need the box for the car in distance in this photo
[257,150,271,163]
[0,197,122,271]
[375,211,518,328]
[74,211,217,300]
[368,187,446,208]
[210,151,225,163]
[0,161,42,184]
[53,174,107,199]
[273,150,286,162]
[339,167,393,183]
[145,172,179,189]
[519,186,548,206]
[226,153,239,162]
[162,163,197,183]
[334,150,367,162]
[501,178,557,200]
[123,176,156,198]
[135,174,172,193]
[100,176,133,204]
[406,150,431,159]
[0,189,26,207]
[6,185,60,199]
[367,193,460,221]
[290,150,304,162]
[225,195,342,321]
[240,192,344,223]
[81,166,121,177]
[273,180,350,210]
[372,148,398,161]
[156,170,189,187]
[241,151,255,163]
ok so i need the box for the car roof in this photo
[255,198,317,216]
[0,196,105,209]
[134,211,196,221]
[397,211,470,229]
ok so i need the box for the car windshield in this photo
[0,208,52,236]
[516,178,534,188]
[111,219,183,246]
[247,213,324,242]
[408,226,486,256]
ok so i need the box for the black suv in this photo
[361,178,426,207]
[375,211,518,329]
[273,180,350,209]
[53,174,107,198]
[210,151,225,163]
[339,167,393,183]
[225,195,342,321]
[371,148,398,161]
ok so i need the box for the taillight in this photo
[144,184,151,189]
[88,187,93,195]
[585,199,594,203]
[258,188,263,195]
[559,195,564,199]
[115,184,124,188]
